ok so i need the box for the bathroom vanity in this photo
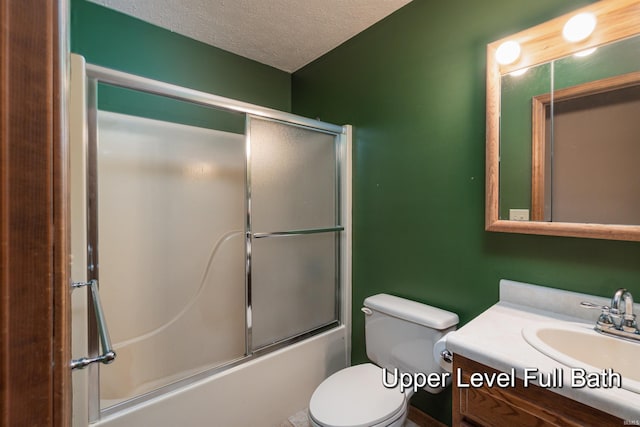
[453,356,621,426]
[447,280,639,426]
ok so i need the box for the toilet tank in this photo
[363,294,458,388]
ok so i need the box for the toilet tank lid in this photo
[364,294,458,330]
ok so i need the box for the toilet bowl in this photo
[308,294,458,427]
[309,363,408,427]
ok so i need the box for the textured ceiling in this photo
[88,0,413,73]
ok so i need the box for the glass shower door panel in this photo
[96,100,246,408]
[251,233,337,349]
[250,118,337,231]
[249,117,340,349]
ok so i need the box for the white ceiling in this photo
[88,0,413,73]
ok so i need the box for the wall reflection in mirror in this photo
[499,34,640,225]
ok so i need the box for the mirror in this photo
[486,0,640,241]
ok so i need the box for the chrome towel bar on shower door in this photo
[71,279,116,370]
[252,226,344,239]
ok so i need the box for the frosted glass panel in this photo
[250,118,337,231]
[251,233,337,349]
[96,108,246,408]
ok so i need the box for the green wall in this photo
[71,0,291,115]
[292,0,640,423]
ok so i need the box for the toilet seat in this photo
[309,363,406,427]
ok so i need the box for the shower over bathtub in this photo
[69,54,351,426]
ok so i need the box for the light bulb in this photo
[509,68,529,77]
[495,41,521,65]
[563,13,597,42]
[574,47,597,57]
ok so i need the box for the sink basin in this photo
[522,322,640,394]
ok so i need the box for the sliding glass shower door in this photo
[93,87,248,410]
[72,61,347,422]
[249,117,341,350]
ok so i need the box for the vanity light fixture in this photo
[562,12,597,42]
[509,67,529,77]
[574,47,597,57]
[495,40,521,65]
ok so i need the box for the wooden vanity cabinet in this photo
[452,355,623,427]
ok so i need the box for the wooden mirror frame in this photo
[486,0,640,241]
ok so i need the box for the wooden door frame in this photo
[531,71,640,222]
[0,0,70,425]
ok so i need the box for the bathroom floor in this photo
[281,409,424,427]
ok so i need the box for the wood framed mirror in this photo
[486,0,640,241]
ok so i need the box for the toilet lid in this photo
[309,363,405,427]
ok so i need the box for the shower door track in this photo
[82,62,349,422]
[86,63,343,134]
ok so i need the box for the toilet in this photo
[308,294,458,427]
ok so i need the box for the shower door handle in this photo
[252,226,344,239]
[71,279,117,370]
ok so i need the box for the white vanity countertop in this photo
[446,279,640,420]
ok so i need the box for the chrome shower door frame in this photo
[81,61,350,422]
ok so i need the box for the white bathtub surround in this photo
[69,56,353,426]
[447,279,640,420]
[94,328,347,427]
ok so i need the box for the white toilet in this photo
[309,294,458,427]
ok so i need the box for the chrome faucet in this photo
[581,288,639,342]
[611,288,636,331]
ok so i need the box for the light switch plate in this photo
[509,209,530,221]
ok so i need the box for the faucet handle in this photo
[580,301,612,311]
[621,313,638,332]
[582,295,639,339]
[580,301,615,327]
